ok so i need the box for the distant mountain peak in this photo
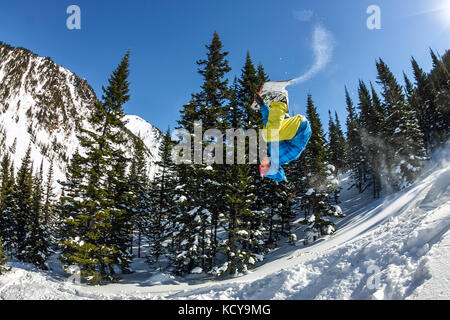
[0,41,161,188]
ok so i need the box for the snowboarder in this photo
[254,93,312,183]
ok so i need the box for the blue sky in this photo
[1,0,449,132]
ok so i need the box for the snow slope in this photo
[1,144,449,300]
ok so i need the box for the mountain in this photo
[0,42,161,185]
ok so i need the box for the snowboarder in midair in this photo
[254,92,312,183]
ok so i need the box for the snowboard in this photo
[251,79,293,111]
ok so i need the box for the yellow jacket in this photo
[262,102,304,142]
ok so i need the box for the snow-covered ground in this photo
[1,144,449,300]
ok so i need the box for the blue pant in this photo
[265,120,312,182]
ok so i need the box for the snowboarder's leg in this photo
[278,119,312,165]
[262,102,289,142]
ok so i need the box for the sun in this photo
[434,1,450,28]
[411,0,450,29]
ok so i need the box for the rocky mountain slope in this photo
[0,42,161,186]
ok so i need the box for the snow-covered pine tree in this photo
[169,162,214,275]
[0,237,9,274]
[326,111,345,204]
[234,53,275,253]
[128,138,151,259]
[59,52,133,284]
[327,110,347,174]
[357,80,373,188]
[206,71,265,276]
[194,31,231,131]
[216,165,264,276]
[22,161,50,269]
[442,49,450,71]
[334,111,348,173]
[409,57,435,152]
[101,52,135,276]
[430,49,450,92]
[13,147,34,261]
[226,78,244,129]
[239,52,262,129]
[345,87,365,192]
[175,31,232,274]
[300,95,342,244]
[169,167,207,275]
[376,58,426,189]
[228,52,273,261]
[0,154,15,253]
[234,52,269,255]
[286,154,307,215]
[262,180,296,248]
[237,54,270,215]
[105,145,134,275]
[428,50,450,148]
[42,160,57,249]
[367,82,386,198]
[257,63,270,91]
[58,149,84,254]
[146,128,179,269]
[357,80,385,196]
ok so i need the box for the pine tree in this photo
[239,52,261,129]
[327,110,347,174]
[0,238,9,274]
[257,63,270,88]
[357,80,378,193]
[59,52,133,284]
[301,95,342,244]
[147,129,178,269]
[14,147,34,261]
[376,58,426,189]
[225,78,244,128]
[128,138,151,259]
[23,161,50,269]
[345,87,364,192]
[194,31,231,129]
[216,165,264,276]
[262,179,296,248]
[106,145,133,274]
[43,160,56,248]
[58,150,84,254]
[427,50,450,148]
[334,111,348,173]
[236,53,270,218]
[368,83,386,198]
[43,161,55,224]
[0,155,15,253]
[175,31,232,274]
[430,49,450,91]
[237,53,270,241]
[170,164,214,275]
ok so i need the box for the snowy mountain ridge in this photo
[0,42,162,184]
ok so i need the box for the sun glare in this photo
[436,1,450,28]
